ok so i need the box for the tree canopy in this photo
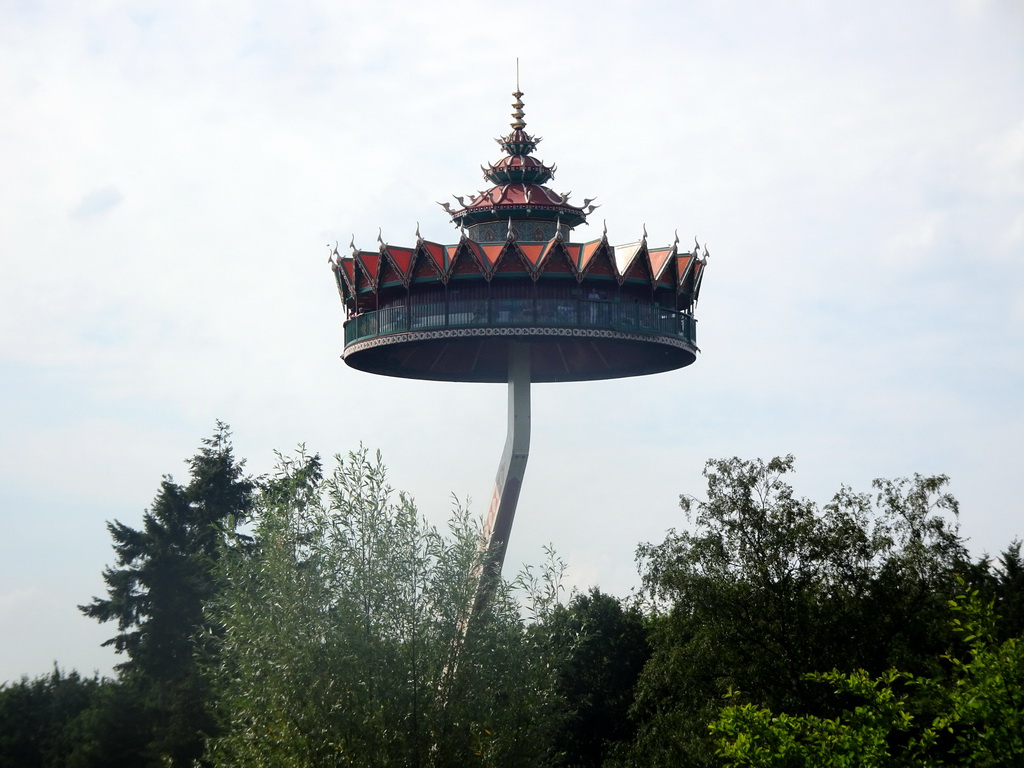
[6,437,1020,767]
[78,422,254,766]
[539,588,651,767]
[206,445,566,768]
[711,583,1024,766]
[621,455,976,767]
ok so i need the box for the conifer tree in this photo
[80,422,253,766]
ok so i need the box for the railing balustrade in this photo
[344,297,696,347]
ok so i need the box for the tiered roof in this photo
[329,83,708,317]
[441,89,592,230]
[334,229,706,308]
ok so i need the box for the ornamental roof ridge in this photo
[446,79,593,233]
[340,232,690,257]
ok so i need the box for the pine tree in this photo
[80,422,253,766]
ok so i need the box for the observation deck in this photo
[331,83,707,384]
[343,288,697,382]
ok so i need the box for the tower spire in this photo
[511,59,526,132]
[499,62,538,156]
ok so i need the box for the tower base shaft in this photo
[472,341,531,616]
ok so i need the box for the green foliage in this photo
[28,441,1014,767]
[935,586,1024,763]
[206,446,564,767]
[0,667,99,768]
[623,456,971,767]
[712,670,926,767]
[538,588,651,767]
[711,585,1024,766]
[79,422,254,766]
[0,668,149,768]
[994,540,1024,639]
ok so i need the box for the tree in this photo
[0,668,149,768]
[206,446,564,768]
[539,588,651,767]
[0,667,100,768]
[79,422,254,766]
[995,540,1024,639]
[711,584,1024,766]
[620,455,972,767]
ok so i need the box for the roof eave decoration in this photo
[612,239,647,285]
[353,248,382,293]
[443,244,461,280]
[552,242,582,282]
[441,87,592,233]
[678,240,709,298]
[691,256,708,304]
[452,204,588,230]
[331,264,349,303]
[545,234,573,275]
[443,236,480,279]
[414,239,447,282]
[676,251,697,293]
[475,240,506,280]
[513,240,549,279]
[647,246,675,288]
[381,243,416,288]
[577,235,607,279]
[483,158,557,185]
[645,229,677,287]
[329,243,356,300]
[329,234,700,303]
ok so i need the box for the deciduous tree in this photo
[207,446,564,768]
[711,584,1024,766]
[621,455,971,767]
[539,588,650,767]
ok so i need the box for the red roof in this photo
[464,183,569,209]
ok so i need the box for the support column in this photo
[472,341,531,617]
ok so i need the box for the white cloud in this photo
[1,0,1022,682]
[69,185,124,219]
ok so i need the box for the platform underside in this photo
[343,326,697,383]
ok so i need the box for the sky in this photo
[1,0,1022,683]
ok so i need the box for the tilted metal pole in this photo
[472,341,532,617]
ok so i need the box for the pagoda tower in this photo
[330,83,707,614]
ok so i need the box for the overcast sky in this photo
[2,0,1022,683]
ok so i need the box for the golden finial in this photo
[511,58,526,131]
